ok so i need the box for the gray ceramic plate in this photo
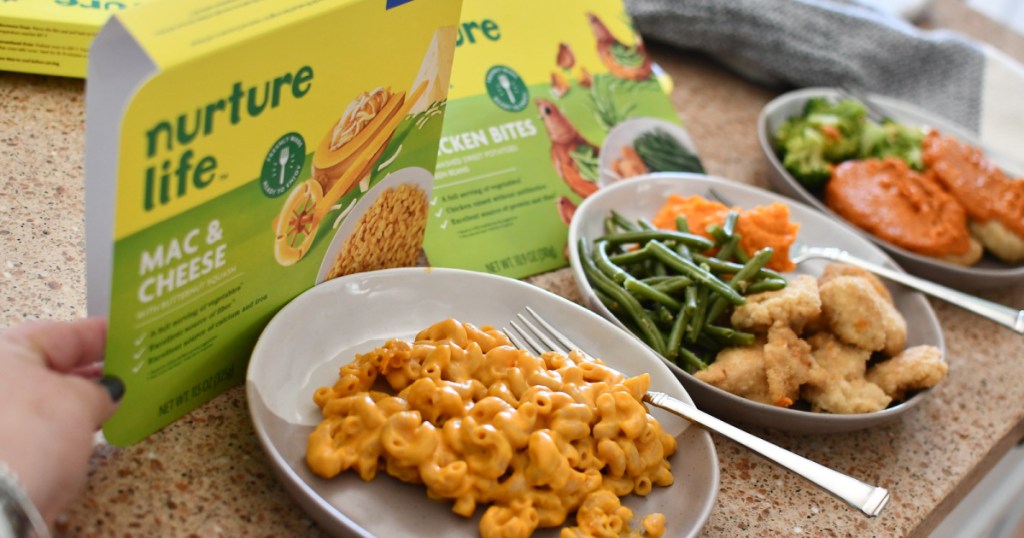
[247,267,718,538]
[758,87,1024,291]
[566,173,946,434]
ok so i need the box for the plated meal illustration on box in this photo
[599,117,703,188]
[316,168,432,284]
[759,87,1024,290]
[567,174,947,432]
[273,83,423,267]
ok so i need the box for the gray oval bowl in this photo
[758,87,1024,291]
[567,173,946,434]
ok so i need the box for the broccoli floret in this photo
[801,97,867,162]
[860,119,925,170]
[775,120,832,189]
[774,97,867,188]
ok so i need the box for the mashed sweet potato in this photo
[652,194,800,272]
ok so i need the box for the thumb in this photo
[67,375,124,427]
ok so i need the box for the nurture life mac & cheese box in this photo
[84,0,462,445]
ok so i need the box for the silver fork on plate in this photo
[504,307,891,517]
[791,243,1024,334]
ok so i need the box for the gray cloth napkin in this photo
[626,0,1024,156]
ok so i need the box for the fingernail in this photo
[99,375,125,403]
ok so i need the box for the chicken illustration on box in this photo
[537,98,600,203]
[587,12,652,81]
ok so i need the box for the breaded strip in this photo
[807,332,871,380]
[866,345,947,401]
[763,323,822,407]
[731,274,821,334]
[802,378,892,414]
[819,263,893,305]
[819,275,907,356]
[696,338,773,405]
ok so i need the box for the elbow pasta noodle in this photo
[307,318,677,538]
[325,183,428,281]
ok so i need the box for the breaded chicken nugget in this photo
[802,332,890,414]
[731,274,821,334]
[819,275,907,356]
[802,378,892,414]
[819,263,893,305]
[696,337,772,405]
[764,323,823,407]
[807,332,871,380]
[866,345,947,401]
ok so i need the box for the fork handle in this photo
[814,247,1024,334]
[644,391,890,517]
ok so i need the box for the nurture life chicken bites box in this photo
[84,0,462,445]
[421,0,704,279]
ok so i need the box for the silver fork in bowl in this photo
[790,243,1024,334]
[503,307,891,517]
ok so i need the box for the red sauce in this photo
[922,132,1024,238]
[825,158,975,258]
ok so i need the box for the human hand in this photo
[0,317,122,526]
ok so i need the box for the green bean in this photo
[690,253,781,280]
[684,285,698,316]
[707,225,729,246]
[577,240,666,354]
[647,242,746,305]
[730,248,775,294]
[610,211,639,232]
[593,240,631,283]
[598,230,714,251]
[677,346,709,374]
[703,247,776,323]
[704,296,728,328]
[722,210,739,237]
[704,324,757,347]
[603,216,618,236]
[665,302,690,362]
[596,241,680,310]
[624,278,682,310]
[675,215,690,233]
[745,278,787,293]
[733,242,750,263]
[649,276,694,294]
[595,288,621,313]
[686,284,710,344]
[650,304,675,327]
[716,234,739,261]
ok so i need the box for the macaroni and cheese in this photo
[306,318,677,538]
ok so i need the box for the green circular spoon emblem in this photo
[485,65,529,113]
[260,132,305,198]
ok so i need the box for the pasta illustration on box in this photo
[84,0,462,446]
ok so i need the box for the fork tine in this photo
[522,307,576,354]
[504,321,533,354]
[705,187,733,207]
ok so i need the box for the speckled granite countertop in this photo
[2,1,1023,536]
